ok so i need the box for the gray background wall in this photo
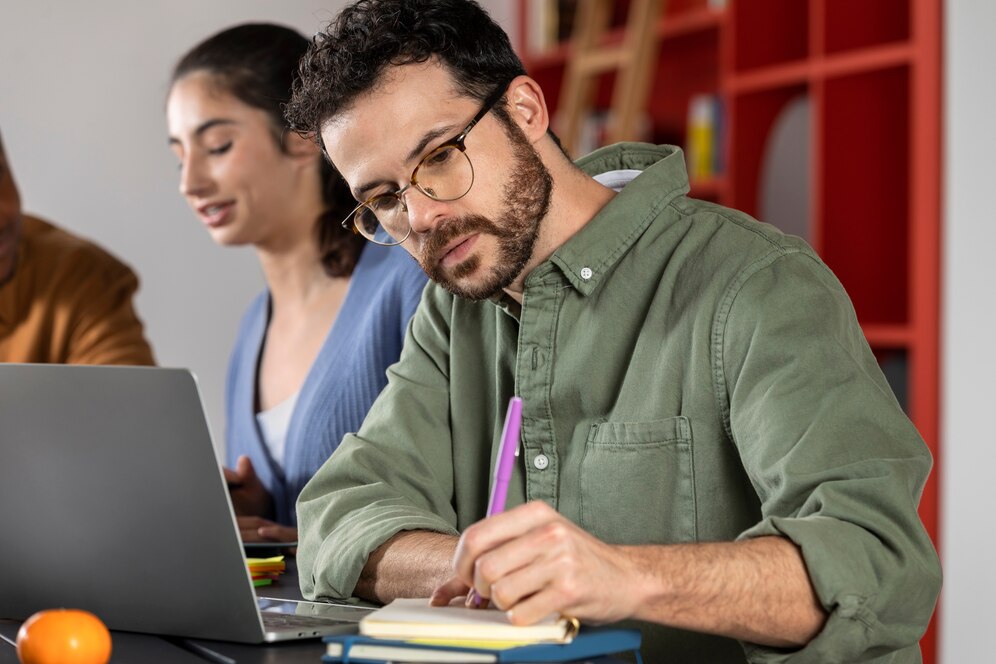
[0,1,989,659]
[0,0,510,446]
[1,1,346,444]
[941,0,995,661]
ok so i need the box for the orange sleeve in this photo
[62,253,156,366]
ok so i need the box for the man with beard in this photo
[0,130,154,365]
[286,1,940,662]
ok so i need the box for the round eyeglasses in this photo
[340,83,510,246]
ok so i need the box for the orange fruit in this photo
[15,609,112,664]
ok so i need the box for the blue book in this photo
[322,627,643,663]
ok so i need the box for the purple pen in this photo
[487,396,523,518]
[470,396,522,607]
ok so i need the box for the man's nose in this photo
[405,188,451,235]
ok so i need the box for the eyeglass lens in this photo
[354,144,475,245]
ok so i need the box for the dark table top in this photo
[0,555,329,664]
[1,556,631,663]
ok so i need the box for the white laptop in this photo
[0,364,370,642]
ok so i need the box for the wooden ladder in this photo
[556,0,664,156]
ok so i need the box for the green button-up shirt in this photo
[298,143,940,663]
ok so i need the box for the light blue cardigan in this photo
[224,244,427,525]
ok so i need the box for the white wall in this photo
[941,0,996,661]
[0,1,348,447]
[0,0,514,451]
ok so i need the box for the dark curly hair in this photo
[285,0,527,143]
[172,23,364,277]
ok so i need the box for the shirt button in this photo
[533,453,550,470]
[580,267,593,280]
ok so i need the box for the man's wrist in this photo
[619,544,669,623]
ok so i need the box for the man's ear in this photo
[505,76,550,144]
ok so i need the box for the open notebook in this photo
[360,598,578,644]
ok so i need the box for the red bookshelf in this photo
[516,0,942,660]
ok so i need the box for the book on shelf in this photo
[322,597,642,663]
[685,93,725,182]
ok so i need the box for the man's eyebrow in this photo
[405,124,457,164]
[167,118,237,146]
[354,124,460,199]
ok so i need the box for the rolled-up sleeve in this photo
[296,285,459,600]
[717,251,941,663]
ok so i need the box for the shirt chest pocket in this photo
[578,416,696,545]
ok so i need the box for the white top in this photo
[593,168,642,192]
[255,391,299,467]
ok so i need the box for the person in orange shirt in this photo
[0,130,155,365]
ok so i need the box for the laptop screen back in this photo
[0,365,266,642]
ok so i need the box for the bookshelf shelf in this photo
[727,60,811,93]
[517,0,941,660]
[727,44,915,94]
[819,42,915,79]
[863,324,915,348]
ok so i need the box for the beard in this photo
[411,123,553,301]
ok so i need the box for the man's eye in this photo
[425,147,454,167]
[208,141,233,156]
[368,195,400,212]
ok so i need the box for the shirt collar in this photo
[538,143,690,296]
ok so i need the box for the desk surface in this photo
[0,558,630,663]
[0,557,329,664]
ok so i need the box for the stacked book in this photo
[322,598,642,663]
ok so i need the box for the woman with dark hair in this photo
[166,23,427,545]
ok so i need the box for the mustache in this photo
[417,214,507,266]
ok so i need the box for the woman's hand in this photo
[237,515,298,548]
[223,455,274,518]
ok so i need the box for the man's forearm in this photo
[629,536,826,647]
[355,530,459,603]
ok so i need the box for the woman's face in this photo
[167,72,308,248]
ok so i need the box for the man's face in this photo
[322,62,552,301]
[0,138,23,284]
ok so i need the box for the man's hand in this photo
[432,501,826,647]
[430,501,641,625]
[223,455,274,519]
